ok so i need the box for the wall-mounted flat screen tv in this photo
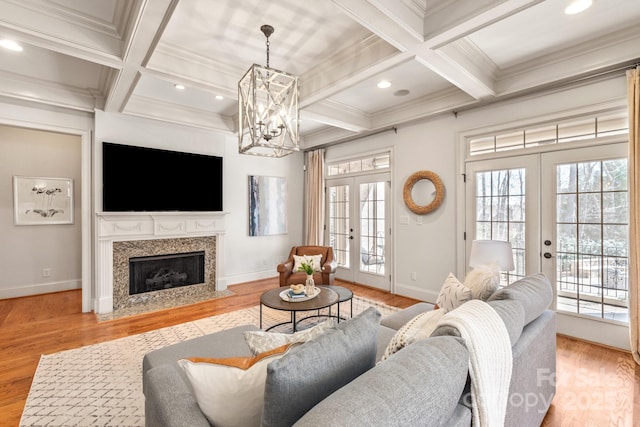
[102,142,223,212]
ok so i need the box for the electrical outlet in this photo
[43,268,51,277]
[416,216,423,225]
[410,271,417,281]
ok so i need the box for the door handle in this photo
[543,252,553,259]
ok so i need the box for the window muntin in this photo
[555,158,629,322]
[469,111,629,156]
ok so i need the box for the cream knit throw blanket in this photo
[436,300,512,427]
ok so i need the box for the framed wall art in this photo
[248,175,287,236]
[13,176,74,225]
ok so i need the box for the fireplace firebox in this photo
[129,251,205,295]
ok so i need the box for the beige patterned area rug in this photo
[20,296,398,427]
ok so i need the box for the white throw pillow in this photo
[243,318,337,355]
[464,263,501,300]
[292,254,323,272]
[178,344,293,427]
[380,309,445,362]
[436,273,472,312]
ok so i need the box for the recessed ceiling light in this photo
[377,80,391,89]
[215,95,224,100]
[174,84,185,90]
[565,0,592,15]
[0,39,23,52]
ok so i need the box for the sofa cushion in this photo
[144,364,212,427]
[294,337,470,427]
[487,273,552,325]
[243,319,336,355]
[261,307,381,427]
[486,299,525,346]
[177,344,293,427]
[380,308,445,361]
[142,324,258,393]
[436,273,472,312]
[380,302,434,330]
[431,299,525,348]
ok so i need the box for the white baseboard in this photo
[225,270,276,287]
[0,279,81,300]
[94,295,114,314]
[216,277,228,291]
[556,312,630,351]
[394,282,438,304]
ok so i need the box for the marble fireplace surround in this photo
[95,212,227,315]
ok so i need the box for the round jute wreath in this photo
[403,170,445,214]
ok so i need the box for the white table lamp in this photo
[469,240,515,271]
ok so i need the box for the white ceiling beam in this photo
[422,0,545,49]
[367,0,424,41]
[413,40,497,100]
[103,0,179,113]
[332,0,543,101]
[124,95,234,133]
[302,100,371,132]
[0,0,124,68]
[145,44,241,100]
[301,47,411,106]
[331,0,423,51]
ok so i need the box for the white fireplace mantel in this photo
[95,211,228,314]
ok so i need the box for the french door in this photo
[465,154,541,280]
[540,144,629,348]
[466,144,629,348]
[326,172,390,290]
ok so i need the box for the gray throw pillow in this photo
[294,337,470,426]
[487,273,552,325]
[261,307,381,427]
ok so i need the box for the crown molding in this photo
[0,70,98,112]
[123,94,234,132]
[371,87,475,128]
[0,1,124,62]
[496,26,640,96]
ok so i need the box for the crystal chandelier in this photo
[238,25,300,157]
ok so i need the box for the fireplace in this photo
[111,236,217,312]
[129,251,205,295]
[95,212,228,315]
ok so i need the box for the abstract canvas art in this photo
[248,175,287,236]
[13,176,74,225]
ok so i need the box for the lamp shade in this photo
[469,240,515,271]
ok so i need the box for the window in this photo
[327,153,390,176]
[469,111,629,156]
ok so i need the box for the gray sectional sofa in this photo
[143,273,556,426]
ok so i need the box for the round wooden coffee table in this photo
[260,286,339,332]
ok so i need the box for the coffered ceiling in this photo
[1,0,639,148]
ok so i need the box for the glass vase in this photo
[305,274,315,295]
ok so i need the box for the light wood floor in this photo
[0,278,638,427]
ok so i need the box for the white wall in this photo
[0,74,627,307]
[0,100,92,301]
[325,75,628,303]
[0,125,82,298]
[94,111,304,287]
